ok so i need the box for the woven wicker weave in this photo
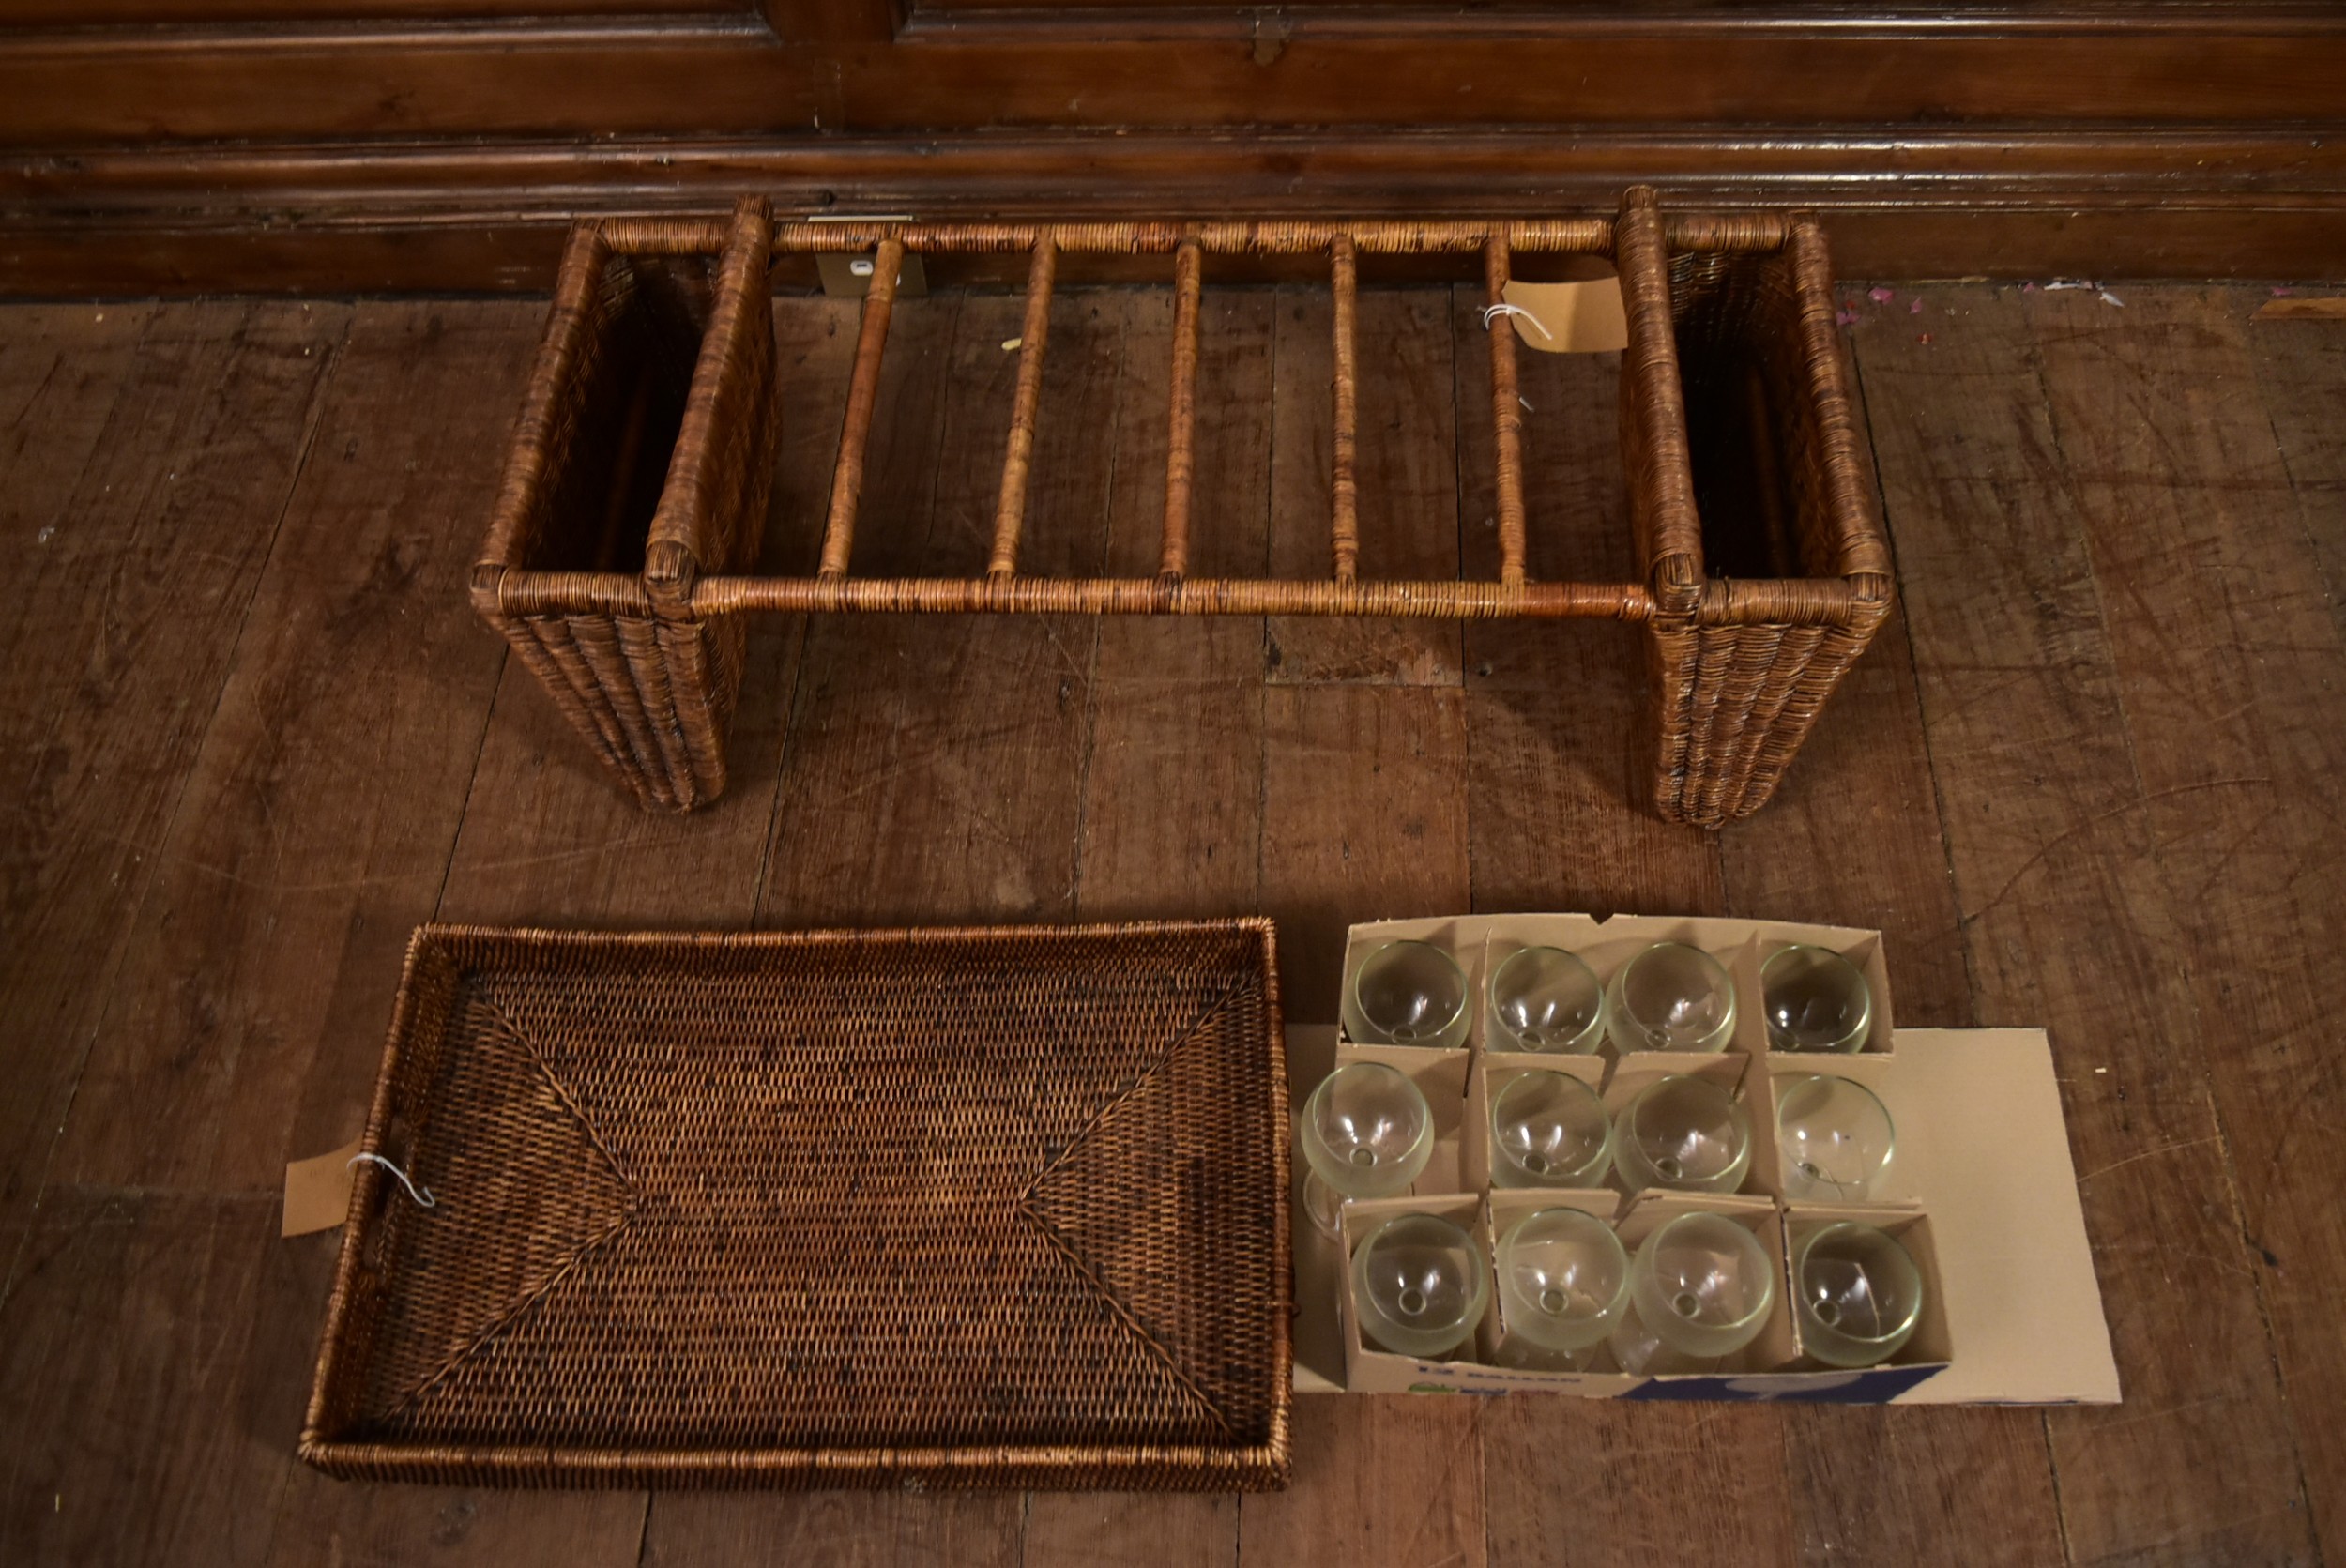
[471,196,777,813]
[475,188,1887,827]
[302,920,1291,1491]
[1614,190,1893,825]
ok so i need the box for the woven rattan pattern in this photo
[303,921,1290,1490]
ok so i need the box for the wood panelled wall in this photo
[2,1,2344,292]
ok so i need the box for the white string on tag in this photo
[1479,302,1555,342]
[348,1152,436,1209]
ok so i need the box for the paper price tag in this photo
[1500,276,1629,355]
[282,1137,363,1238]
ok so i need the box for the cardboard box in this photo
[1296,912,2119,1405]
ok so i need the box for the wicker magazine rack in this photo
[303,920,1290,1490]
[473,188,1889,827]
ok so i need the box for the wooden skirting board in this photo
[4,2,2346,292]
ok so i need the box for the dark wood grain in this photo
[0,301,348,1212]
[1855,284,2316,1568]
[24,0,730,16]
[1025,1496,1237,1568]
[13,133,2346,295]
[1242,1396,1486,1568]
[1262,682,1470,1021]
[0,302,156,1217]
[2027,283,2346,1566]
[7,0,2346,293]
[643,1495,1018,1568]
[1486,1403,1797,1568]
[0,1191,288,1565]
[1074,290,1272,918]
[46,302,530,1195]
[2238,285,2346,1565]
[2248,293,2346,632]
[9,17,2346,147]
[0,297,648,1568]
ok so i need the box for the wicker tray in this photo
[301,920,1290,1491]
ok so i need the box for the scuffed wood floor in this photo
[1,282,2340,1567]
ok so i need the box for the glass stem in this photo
[1303,1170,1349,1237]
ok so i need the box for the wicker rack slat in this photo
[817,236,903,581]
[686,576,1660,618]
[303,920,1292,1492]
[1483,234,1530,589]
[989,238,1059,579]
[1160,237,1204,582]
[480,189,1888,828]
[1613,187,1705,615]
[1330,236,1362,584]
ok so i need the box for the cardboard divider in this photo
[1335,1191,1497,1389]
[1780,1202,1954,1374]
[1338,916,1480,1043]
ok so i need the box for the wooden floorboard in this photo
[1,298,559,1568]
[2027,283,2346,1566]
[1,282,2341,1567]
[1854,283,2318,1568]
[2241,287,2346,1563]
[0,302,342,1227]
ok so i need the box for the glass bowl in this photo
[1350,1212,1490,1360]
[1487,946,1606,1054]
[1490,1071,1612,1189]
[1613,1074,1752,1195]
[1775,1073,1896,1201]
[1343,939,1470,1049]
[1791,1222,1925,1368]
[1761,944,1873,1054]
[1607,942,1737,1054]
[1608,1210,1776,1375]
[1494,1208,1630,1369]
[1299,1061,1434,1233]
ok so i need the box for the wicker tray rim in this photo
[304,916,1291,1491]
